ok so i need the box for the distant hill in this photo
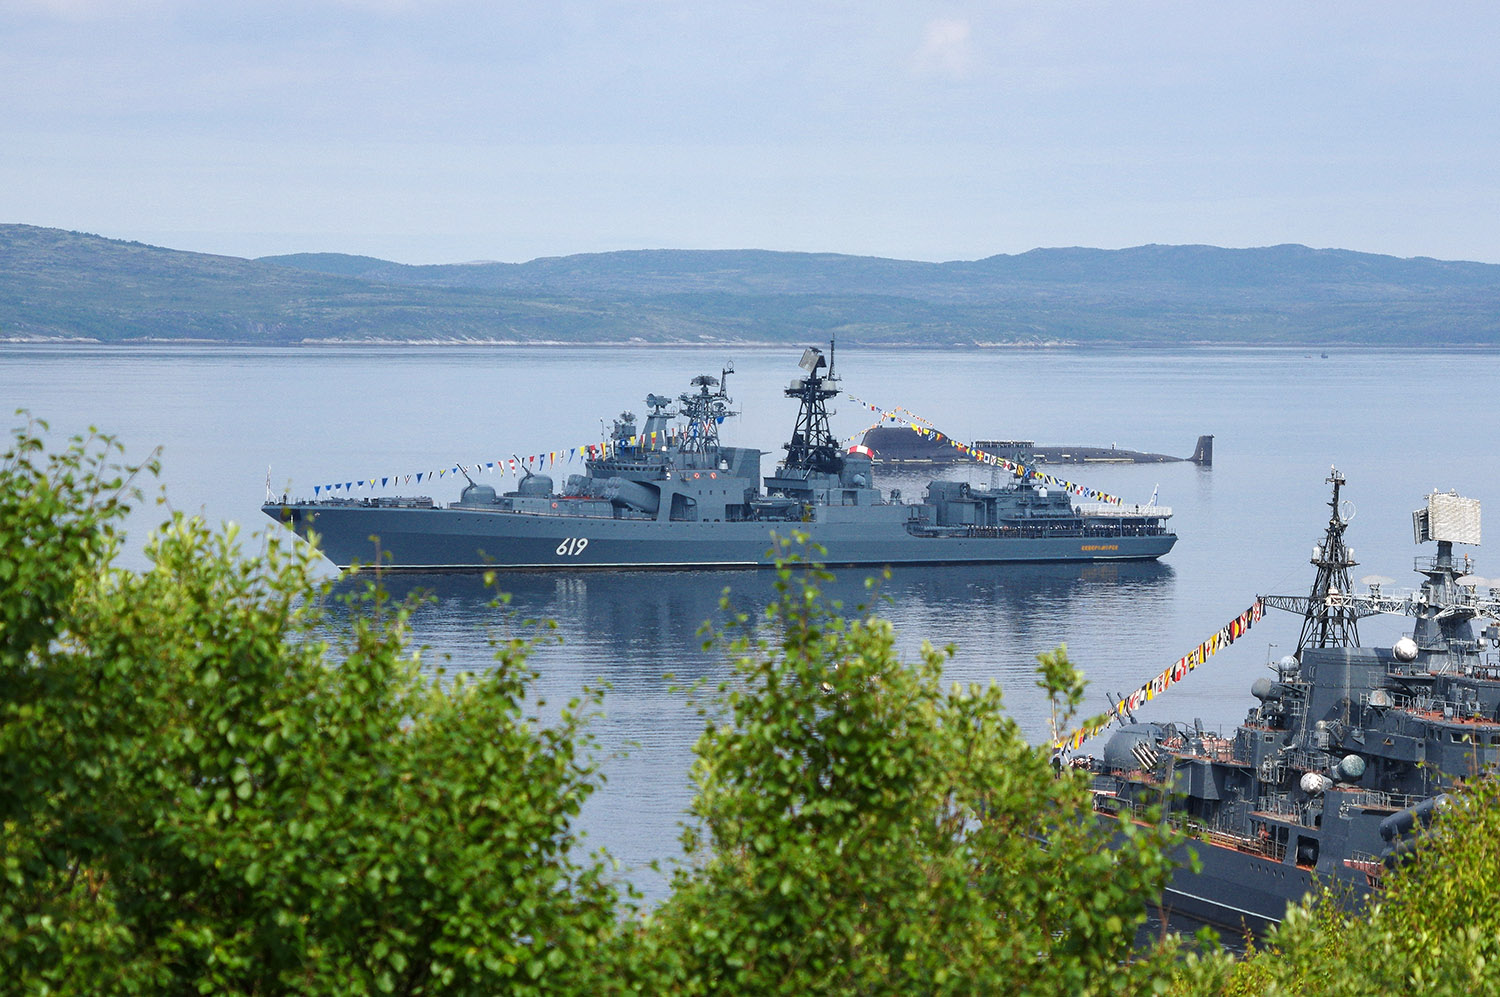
[5,224,1500,346]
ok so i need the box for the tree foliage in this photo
[1,418,622,995]
[631,539,1186,995]
[7,419,1272,996]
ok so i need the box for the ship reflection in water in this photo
[322,559,1175,902]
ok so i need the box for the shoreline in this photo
[4,336,1497,352]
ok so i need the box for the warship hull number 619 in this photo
[262,348,1176,571]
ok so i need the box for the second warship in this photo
[1086,472,1499,930]
[262,347,1175,570]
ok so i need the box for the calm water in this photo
[7,343,1500,900]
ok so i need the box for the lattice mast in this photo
[677,365,736,456]
[782,343,844,474]
[1298,467,1360,653]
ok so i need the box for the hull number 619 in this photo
[556,537,590,556]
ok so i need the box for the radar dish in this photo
[1415,491,1481,546]
[1340,500,1356,522]
[797,347,826,373]
[1393,636,1419,662]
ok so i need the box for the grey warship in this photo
[261,347,1176,570]
[1088,472,1500,931]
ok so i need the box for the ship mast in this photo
[781,343,843,474]
[1296,467,1361,653]
[677,364,735,456]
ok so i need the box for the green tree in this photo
[0,419,622,996]
[632,538,1186,995]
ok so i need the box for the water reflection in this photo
[329,559,1175,702]
[321,560,1175,902]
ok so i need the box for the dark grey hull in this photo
[1157,838,1373,934]
[861,428,1213,467]
[263,503,1176,571]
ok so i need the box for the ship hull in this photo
[263,503,1176,571]
[1153,837,1373,934]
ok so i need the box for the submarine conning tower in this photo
[1191,435,1214,466]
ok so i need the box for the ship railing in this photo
[1254,803,1326,833]
[1414,553,1478,577]
[1335,789,1427,817]
[1076,503,1172,518]
[1254,793,1297,817]
[1253,797,1326,829]
[1094,794,1290,860]
[942,523,1172,539]
[1160,735,1238,764]
[1398,628,1486,661]
[1097,764,1165,786]
[1344,849,1387,874]
[1342,850,1387,881]
[1283,750,1325,773]
[1362,688,1415,710]
[306,496,438,509]
[368,496,436,509]
[1200,828,1284,862]
[1092,788,1179,819]
[914,523,1170,540]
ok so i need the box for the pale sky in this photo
[4,1,1497,265]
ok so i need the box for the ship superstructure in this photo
[262,348,1176,570]
[1090,473,1500,930]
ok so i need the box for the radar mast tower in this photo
[1297,467,1361,653]
[781,342,843,474]
[677,363,735,456]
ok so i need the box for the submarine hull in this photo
[861,427,1213,466]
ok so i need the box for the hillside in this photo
[4,224,1500,345]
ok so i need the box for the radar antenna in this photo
[1261,484,1498,674]
[1296,467,1361,653]
[677,365,736,456]
[781,342,843,474]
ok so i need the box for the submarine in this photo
[859,427,1212,467]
